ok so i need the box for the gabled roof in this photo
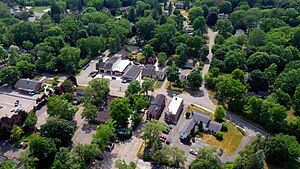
[75,88,85,96]
[142,64,156,76]
[122,65,141,79]
[156,67,168,76]
[208,121,222,132]
[152,94,166,106]
[192,110,211,125]
[14,79,42,92]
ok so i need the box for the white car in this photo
[189,149,198,155]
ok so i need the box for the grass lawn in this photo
[32,6,50,13]
[11,132,39,147]
[202,122,244,155]
[180,10,189,17]
[165,81,185,92]
[153,81,163,89]
[187,104,213,116]
[286,109,297,121]
[137,141,146,159]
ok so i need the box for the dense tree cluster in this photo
[205,0,300,145]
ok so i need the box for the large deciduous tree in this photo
[0,66,20,86]
[142,77,155,95]
[136,17,156,40]
[167,64,179,83]
[40,117,75,146]
[110,98,131,127]
[190,147,221,169]
[216,77,246,100]
[82,104,98,122]
[92,120,116,150]
[187,70,202,90]
[29,137,57,168]
[83,78,110,106]
[265,134,300,167]
[141,120,167,149]
[214,105,225,122]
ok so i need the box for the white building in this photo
[165,96,184,124]
[112,60,131,76]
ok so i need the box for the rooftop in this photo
[122,65,142,79]
[142,64,156,76]
[14,78,42,92]
[208,121,222,132]
[192,110,211,125]
[167,96,183,115]
[112,60,131,72]
[152,94,166,106]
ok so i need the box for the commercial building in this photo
[165,96,183,124]
[98,54,131,76]
[14,79,43,93]
[147,94,166,120]
[122,65,142,82]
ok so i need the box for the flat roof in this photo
[112,60,130,72]
[167,97,183,115]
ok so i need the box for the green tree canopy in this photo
[83,78,110,106]
[110,98,131,127]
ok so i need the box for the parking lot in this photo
[158,98,210,166]
[0,85,42,118]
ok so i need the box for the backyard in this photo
[202,122,244,155]
[32,6,50,13]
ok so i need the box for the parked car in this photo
[160,134,168,142]
[0,105,3,109]
[15,100,19,107]
[91,72,97,78]
[112,76,116,80]
[189,149,198,155]
[83,64,90,70]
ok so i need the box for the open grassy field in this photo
[202,121,244,155]
[32,6,50,13]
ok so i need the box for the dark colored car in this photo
[15,100,19,107]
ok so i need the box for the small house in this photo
[142,65,156,79]
[156,67,168,81]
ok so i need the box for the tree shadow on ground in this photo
[82,123,97,133]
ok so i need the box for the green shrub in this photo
[186,112,191,119]
[221,122,228,132]
[215,131,223,141]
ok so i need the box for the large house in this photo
[180,110,222,139]
[165,96,184,124]
[14,79,43,93]
[147,94,166,120]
